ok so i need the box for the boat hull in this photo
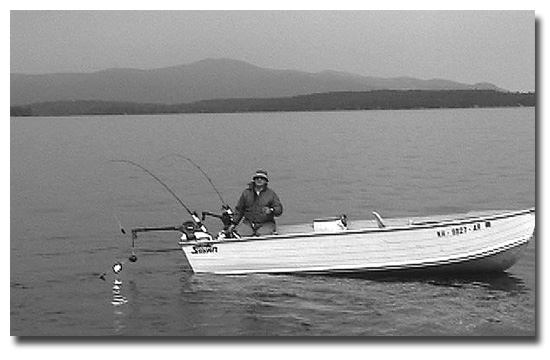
[181,209,534,275]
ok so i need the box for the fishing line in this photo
[160,154,229,208]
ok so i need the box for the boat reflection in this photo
[326,270,527,295]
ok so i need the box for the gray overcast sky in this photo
[10,10,535,91]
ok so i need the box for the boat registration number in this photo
[436,221,491,238]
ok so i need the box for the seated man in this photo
[230,170,283,237]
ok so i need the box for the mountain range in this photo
[10,58,505,107]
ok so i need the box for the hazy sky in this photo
[10,10,535,91]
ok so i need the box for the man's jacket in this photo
[233,183,283,225]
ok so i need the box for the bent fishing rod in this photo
[159,154,229,208]
[159,154,237,226]
[108,159,206,239]
[110,159,194,215]
[102,158,237,278]
[102,159,208,279]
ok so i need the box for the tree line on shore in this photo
[11,90,535,117]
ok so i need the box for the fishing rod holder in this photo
[130,220,216,243]
[128,209,238,251]
[201,210,241,239]
[201,211,234,227]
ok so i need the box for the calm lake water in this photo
[10,108,535,336]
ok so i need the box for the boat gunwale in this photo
[181,208,535,247]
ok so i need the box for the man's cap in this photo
[253,169,269,182]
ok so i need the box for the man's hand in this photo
[262,207,273,214]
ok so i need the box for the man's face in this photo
[254,177,267,187]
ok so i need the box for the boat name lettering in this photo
[436,221,491,238]
[191,245,218,254]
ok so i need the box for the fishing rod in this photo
[101,158,238,280]
[99,159,206,282]
[109,158,238,234]
[106,159,208,268]
[109,159,206,233]
[159,154,239,237]
[160,154,229,208]
[109,159,196,216]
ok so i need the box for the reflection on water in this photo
[324,269,527,295]
[110,262,128,306]
[109,262,128,335]
[111,280,127,335]
[424,272,527,295]
[178,271,196,294]
[113,307,126,335]
[111,278,128,306]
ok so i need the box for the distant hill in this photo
[10,58,505,106]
